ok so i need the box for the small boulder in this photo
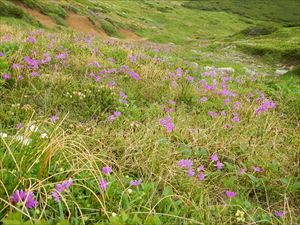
[275,69,288,76]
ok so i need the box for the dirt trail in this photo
[66,13,108,38]
[14,2,56,28]
[119,28,145,41]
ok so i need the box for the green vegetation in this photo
[239,25,278,37]
[0,1,299,224]
[100,20,120,38]
[19,0,67,18]
[1,0,297,63]
[183,0,300,26]
[0,0,40,26]
[235,27,300,62]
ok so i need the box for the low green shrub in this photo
[101,20,120,37]
[241,25,278,37]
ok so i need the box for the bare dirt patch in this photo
[14,2,56,28]
[119,28,145,41]
[66,13,108,39]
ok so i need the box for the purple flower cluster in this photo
[178,159,202,179]
[128,71,141,80]
[178,159,193,168]
[225,191,236,198]
[231,113,240,123]
[159,116,174,133]
[119,91,128,104]
[52,178,73,203]
[24,56,40,69]
[50,115,59,123]
[275,210,284,218]
[130,179,142,186]
[199,96,208,104]
[208,111,218,118]
[55,52,68,61]
[2,73,10,80]
[102,166,112,174]
[26,36,36,44]
[129,55,137,63]
[255,99,276,116]
[108,111,121,122]
[211,154,223,170]
[178,153,227,182]
[238,166,263,175]
[10,190,37,208]
[252,166,263,172]
[99,178,108,191]
[12,63,24,70]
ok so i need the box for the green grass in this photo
[0,1,300,224]
[234,27,300,63]
[4,0,298,64]
[183,0,300,26]
[0,22,299,224]
[0,0,40,26]
[100,20,121,38]
[19,0,67,18]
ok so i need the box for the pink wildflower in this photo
[198,172,205,181]
[225,191,236,198]
[252,166,263,172]
[128,71,140,80]
[216,161,223,170]
[211,154,219,162]
[99,178,108,191]
[159,116,174,133]
[199,97,208,103]
[275,211,284,218]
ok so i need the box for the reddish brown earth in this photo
[14,2,56,28]
[13,2,146,41]
[119,28,145,41]
[66,13,109,39]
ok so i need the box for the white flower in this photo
[127,188,133,194]
[22,138,31,146]
[40,133,48,139]
[111,213,117,217]
[15,135,24,141]
[29,125,39,132]
[15,135,31,145]
[0,132,8,138]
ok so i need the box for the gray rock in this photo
[217,67,235,73]
[275,69,288,76]
[244,67,256,76]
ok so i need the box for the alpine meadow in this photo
[0,0,299,225]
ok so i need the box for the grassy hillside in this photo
[235,27,300,63]
[1,0,299,63]
[182,0,300,62]
[1,0,253,43]
[183,0,300,26]
[0,1,299,225]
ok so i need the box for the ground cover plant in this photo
[0,1,300,225]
